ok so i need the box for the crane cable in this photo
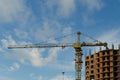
[36,32,76,44]
[53,31,101,43]
[80,32,100,43]
[35,31,101,45]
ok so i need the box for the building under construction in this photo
[85,45,120,80]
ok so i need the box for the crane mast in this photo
[74,32,82,80]
[8,31,108,80]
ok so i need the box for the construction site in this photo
[85,46,120,80]
[1,0,120,80]
[8,31,120,80]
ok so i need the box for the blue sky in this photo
[0,0,120,80]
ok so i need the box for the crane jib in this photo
[8,44,73,49]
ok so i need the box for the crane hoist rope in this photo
[8,31,108,80]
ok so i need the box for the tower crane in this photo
[8,31,108,80]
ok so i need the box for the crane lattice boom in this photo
[8,42,107,49]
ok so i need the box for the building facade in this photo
[85,48,120,80]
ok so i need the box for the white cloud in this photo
[80,0,103,11]
[33,21,75,43]
[38,76,43,80]
[0,14,82,80]
[8,62,20,71]
[30,73,35,77]
[29,73,37,80]
[33,21,61,42]
[0,0,33,29]
[14,29,28,39]
[62,27,72,35]
[58,0,75,17]
[43,0,75,18]
[1,35,16,47]
[79,0,104,26]
[82,14,95,26]
[29,73,43,80]
[29,48,45,67]
[0,0,26,22]
[97,29,120,49]
[1,34,62,67]
[0,76,14,80]
[1,19,75,69]
[46,48,60,62]
[29,48,61,67]
[51,60,74,72]
[13,63,20,69]
[50,75,74,80]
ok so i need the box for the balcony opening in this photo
[86,66,89,69]
[103,68,105,72]
[91,70,94,73]
[87,56,89,59]
[86,71,89,75]
[114,67,118,71]
[90,75,94,80]
[91,65,94,68]
[97,53,99,57]
[113,51,118,55]
[114,56,118,60]
[107,67,110,71]
[103,62,105,66]
[115,78,118,80]
[103,73,105,77]
[103,57,105,61]
[97,69,99,72]
[107,56,109,60]
[97,74,100,78]
[107,62,110,65]
[97,58,100,62]
[102,52,105,55]
[107,51,109,54]
[107,73,110,76]
[85,61,89,66]
[91,55,94,58]
[98,64,100,67]
[91,60,93,63]
[114,73,118,77]
[114,62,118,65]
